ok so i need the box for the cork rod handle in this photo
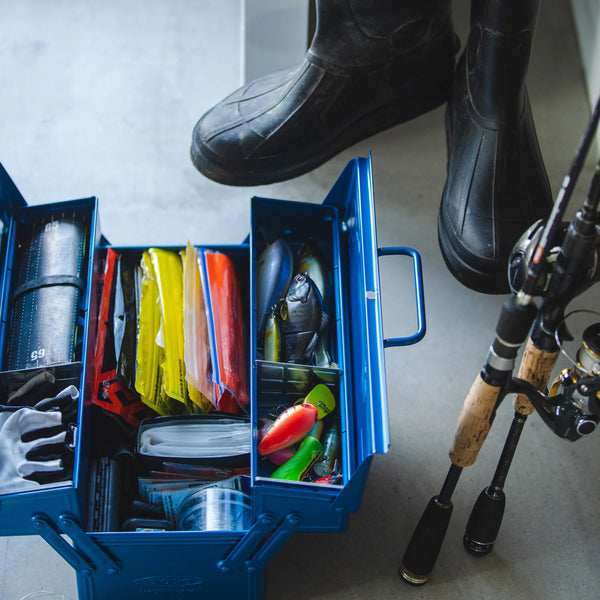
[449,375,501,468]
[513,338,560,415]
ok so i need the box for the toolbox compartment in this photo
[0,164,99,535]
[0,156,425,599]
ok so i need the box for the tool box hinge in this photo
[217,512,303,574]
[31,514,96,577]
[31,514,121,576]
[244,512,303,573]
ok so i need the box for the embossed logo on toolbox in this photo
[134,576,204,594]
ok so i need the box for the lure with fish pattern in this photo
[295,239,331,306]
[279,273,323,363]
[295,241,335,367]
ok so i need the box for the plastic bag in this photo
[182,243,213,413]
[200,250,248,413]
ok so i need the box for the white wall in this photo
[243,0,309,83]
[571,0,600,151]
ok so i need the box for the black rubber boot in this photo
[438,0,552,294]
[191,0,458,186]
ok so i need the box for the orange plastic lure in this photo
[258,403,318,455]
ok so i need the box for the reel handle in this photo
[513,338,560,415]
[449,375,502,467]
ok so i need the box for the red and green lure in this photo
[257,384,336,456]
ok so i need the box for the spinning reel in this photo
[546,311,600,439]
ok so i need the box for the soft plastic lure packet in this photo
[199,249,249,413]
[182,242,214,413]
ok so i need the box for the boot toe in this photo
[191,62,326,185]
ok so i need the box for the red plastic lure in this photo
[258,403,318,455]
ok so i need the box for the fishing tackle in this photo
[257,384,336,455]
[270,432,323,481]
[296,240,336,367]
[257,418,297,465]
[314,470,343,485]
[313,422,341,478]
[295,239,332,307]
[256,239,293,336]
[257,403,318,456]
[263,309,282,362]
[304,383,336,419]
[279,273,324,363]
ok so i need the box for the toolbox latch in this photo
[31,514,121,577]
[218,512,303,574]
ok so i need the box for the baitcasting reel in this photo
[508,218,600,296]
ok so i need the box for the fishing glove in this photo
[0,385,78,494]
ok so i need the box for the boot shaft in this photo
[308,0,454,68]
[467,0,541,124]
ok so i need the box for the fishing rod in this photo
[400,95,600,585]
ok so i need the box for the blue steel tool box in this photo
[0,156,425,599]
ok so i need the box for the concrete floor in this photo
[0,1,598,599]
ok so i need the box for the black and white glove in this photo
[0,385,78,494]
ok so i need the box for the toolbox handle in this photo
[378,247,426,347]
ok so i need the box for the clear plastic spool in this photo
[176,487,251,532]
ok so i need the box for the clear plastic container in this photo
[176,487,251,532]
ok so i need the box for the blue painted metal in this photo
[379,246,426,347]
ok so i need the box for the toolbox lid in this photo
[0,163,27,292]
[0,163,27,214]
[324,154,390,463]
